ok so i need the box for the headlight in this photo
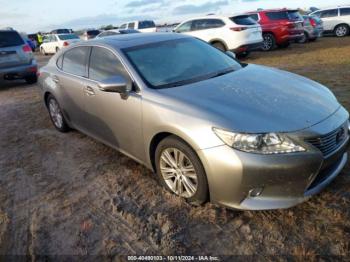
[213,128,305,154]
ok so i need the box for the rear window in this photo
[138,21,156,29]
[87,30,100,36]
[287,11,302,20]
[266,11,288,20]
[230,15,257,25]
[58,34,80,40]
[0,31,24,48]
[248,14,259,21]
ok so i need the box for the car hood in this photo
[157,64,340,133]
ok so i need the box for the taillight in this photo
[63,42,69,47]
[310,18,317,27]
[22,45,32,53]
[230,27,248,32]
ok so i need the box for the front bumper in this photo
[198,107,349,210]
[0,60,37,80]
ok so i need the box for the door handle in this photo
[52,75,59,83]
[84,86,95,96]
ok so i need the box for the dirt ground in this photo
[0,37,349,259]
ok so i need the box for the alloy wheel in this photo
[48,99,63,129]
[262,35,273,51]
[159,148,198,198]
[335,26,348,37]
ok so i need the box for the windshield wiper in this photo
[208,68,235,79]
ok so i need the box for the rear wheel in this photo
[334,24,349,37]
[25,75,37,84]
[211,42,226,52]
[155,136,209,205]
[47,95,70,132]
[41,47,48,56]
[298,32,309,43]
[56,47,60,53]
[261,33,275,51]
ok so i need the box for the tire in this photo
[309,38,317,42]
[41,47,48,56]
[56,47,60,53]
[334,24,349,37]
[277,41,290,48]
[212,42,226,52]
[298,32,309,43]
[25,75,37,84]
[155,136,209,205]
[46,95,70,133]
[261,33,276,51]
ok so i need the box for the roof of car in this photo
[87,33,189,49]
[247,8,298,13]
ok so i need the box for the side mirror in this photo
[98,76,129,98]
[226,51,236,59]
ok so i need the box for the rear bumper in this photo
[0,60,37,80]
[233,41,263,53]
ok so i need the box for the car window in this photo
[87,30,100,36]
[176,21,193,32]
[340,8,350,16]
[50,35,57,42]
[128,22,135,29]
[138,21,156,29]
[192,19,225,30]
[230,15,257,25]
[287,11,303,20]
[320,9,338,18]
[62,46,90,77]
[58,34,79,40]
[120,24,127,29]
[266,11,288,20]
[248,13,259,21]
[0,31,24,47]
[123,38,242,89]
[89,47,131,86]
[312,11,321,17]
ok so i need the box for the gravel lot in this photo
[0,37,349,259]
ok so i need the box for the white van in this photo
[310,6,350,37]
[119,20,157,33]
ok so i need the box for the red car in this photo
[246,9,304,51]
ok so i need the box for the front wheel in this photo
[41,47,48,56]
[261,33,276,51]
[298,32,308,43]
[334,24,349,37]
[155,136,209,205]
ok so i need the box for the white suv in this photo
[119,20,157,33]
[174,15,263,57]
[310,6,350,37]
[40,34,81,55]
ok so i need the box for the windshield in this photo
[123,38,241,89]
[139,21,156,29]
[58,34,80,40]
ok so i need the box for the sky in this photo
[1,0,350,33]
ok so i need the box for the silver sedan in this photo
[38,33,349,210]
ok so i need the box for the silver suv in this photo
[0,29,38,84]
[310,6,350,37]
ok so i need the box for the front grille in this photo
[305,124,348,157]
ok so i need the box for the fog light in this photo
[249,187,264,198]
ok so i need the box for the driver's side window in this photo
[176,21,193,33]
[88,47,132,89]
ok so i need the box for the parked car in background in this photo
[298,15,323,43]
[119,20,157,33]
[39,33,350,210]
[310,6,350,37]
[51,29,73,34]
[0,29,37,84]
[81,29,101,41]
[173,15,263,57]
[96,29,140,38]
[247,9,304,51]
[40,34,81,55]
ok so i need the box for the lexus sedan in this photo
[38,33,350,210]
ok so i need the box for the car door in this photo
[55,46,91,131]
[320,9,339,31]
[83,46,143,160]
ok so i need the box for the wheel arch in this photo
[209,39,228,51]
[334,23,350,33]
